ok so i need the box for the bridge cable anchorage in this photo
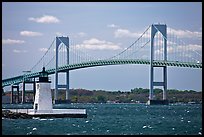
[109,25,151,60]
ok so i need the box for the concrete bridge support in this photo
[11,85,19,104]
[21,79,36,104]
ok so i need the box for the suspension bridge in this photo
[2,24,202,104]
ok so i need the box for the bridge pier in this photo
[66,70,69,101]
[22,81,25,103]
[11,85,19,104]
[148,65,168,105]
[21,79,36,104]
[55,71,69,104]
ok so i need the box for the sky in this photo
[2,2,202,92]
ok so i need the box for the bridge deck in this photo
[2,59,202,87]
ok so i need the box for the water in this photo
[2,103,202,135]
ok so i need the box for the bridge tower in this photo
[55,36,69,104]
[148,24,168,105]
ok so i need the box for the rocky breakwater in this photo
[2,110,32,119]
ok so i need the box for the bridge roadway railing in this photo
[2,59,202,87]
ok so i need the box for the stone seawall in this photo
[2,110,32,119]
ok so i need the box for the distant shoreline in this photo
[2,88,202,104]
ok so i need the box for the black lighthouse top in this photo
[38,67,50,82]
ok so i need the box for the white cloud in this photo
[42,47,66,53]
[20,31,43,37]
[13,49,27,53]
[114,29,141,38]
[167,28,202,39]
[72,32,87,38]
[29,15,60,24]
[123,47,133,51]
[75,38,121,50]
[2,39,25,45]
[155,46,176,56]
[188,44,202,51]
[52,48,67,52]
[153,35,176,46]
[155,44,202,55]
[77,32,87,37]
[107,24,119,28]
[56,32,63,36]
[55,32,67,36]
[114,26,201,40]
[39,48,48,52]
[59,48,67,52]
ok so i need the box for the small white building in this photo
[33,67,53,113]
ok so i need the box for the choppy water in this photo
[2,103,202,135]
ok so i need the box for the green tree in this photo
[97,95,107,103]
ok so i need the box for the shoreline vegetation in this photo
[2,88,202,104]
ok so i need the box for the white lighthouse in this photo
[31,67,86,117]
[5,67,87,118]
[33,67,53,113]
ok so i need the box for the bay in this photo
[2,103,202,135]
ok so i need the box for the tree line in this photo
[3,88,202,104]
[56,88,202,104]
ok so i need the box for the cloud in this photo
[53,48,67,52]
[107,24,119,28]
[155,47,173,55]
[28,15,60,24]
[56,32,63,36]
[40,47,67,53]
[2,39,25,45]
[153,35,176,46]
[39,48,48,52]
[77,32,87,37]
[114,29,141,38]
[56,32,65,36]
[155,44,202,55]
[75,38,121,50]
[59,48,67,52]
[71,32,87,38]
[13,49,27,53]
[177,44,202,52]
[167,28,202,39]
[114,26,201,40]
[20,31,43,37]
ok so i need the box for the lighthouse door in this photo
[34,103,38,112]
